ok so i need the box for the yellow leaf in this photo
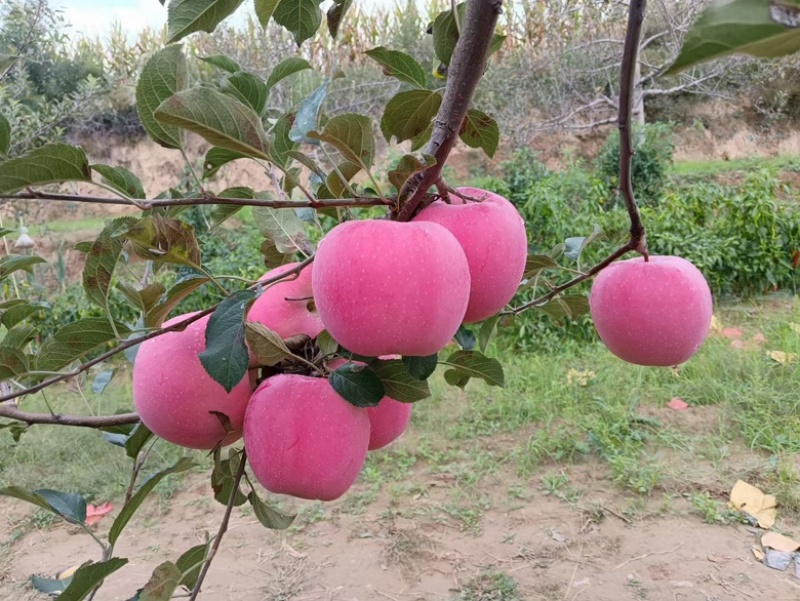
[766,350,798,365]
[729,480,777,529]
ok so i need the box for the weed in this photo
[453,570,521,601]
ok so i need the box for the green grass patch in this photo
[672,154,800,177]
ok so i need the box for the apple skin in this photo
[247,262,324,340]
[589,255,713,366]
[312,219,471,357]
[367,398,412,450]
[132,312,253,450]
[243,374,370,501]
[414,187,528,322]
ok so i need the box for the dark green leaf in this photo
[0,112,10,156]
[285,150,325,177]
[199,54,242,73]
[324,161,360,198]
[460,109,499,158]
[137,561,181,601]
[53,558,128,601]
[315,330,338,357]
[0,486,55,513]
[136,45,188,149]
[0,255,45,278]
[538,295,590,321]
[454,325,476,351]
[255,0,281,27]
[289,82,328,144]
[266,57,312,90]
[248,491,296,529]
[209,186,253,227]
[34,489,87,524]
[401,354,438,380]
[308,113,375,168]
[1,322,37,349]
[211,449,247,506]
[175,542,209,590]
[371,359,431,403]
[1,300,45,328]
[91,164,145,199]
[166,0,244,43]
[125,422,153,459]
[117,282,167,313]
[273,0,324,45]
[365,46,427,88]
[123,215,201,267]
[145,275,209,328]
[381,90,441,144]
[0,346,29,379]
[252,206,310,254]
[155,87,270,159]
[198,290,255,393]
[524,254,559,278]
[37,318,129,372]
[327,0,353,38]
[109,457,194,546]
[244,322,296,366]
[222,71,269,116]
[0,54,16,78]
[432,3,463,66]
[271,111,298,167]
[0,422,26,442]
[0,144,91,194]
[203,147,248,179]
[92,369,116,394]
[259,238,294,268]
[329,363,385,407]
[31,574,70,595]
[443,350,504,388]
[669,0,800,73]
[388,153,436,192]
[478,315,500,354]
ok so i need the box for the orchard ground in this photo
[1,295,799,600]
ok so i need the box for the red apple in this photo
[132,312,253,450]
[414,187,528,322]
[589,255,713,366]
[243,374,370,501]
[367,398,412,450]
[312,219,471,357]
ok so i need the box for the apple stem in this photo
[396,0,504,222]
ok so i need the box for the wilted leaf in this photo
[381,90,441,144]
[244,321,297,366]
[329,363,385,407]
[371,359,431,402]
[136,45,188,149]
[37,318,130,372]
[442,350,504,388]
[252,206,310,254]
[309,113,375,169]
[767,350,797,364]
[137,561,182,601]
[248,491,296,529]
[123,215,201,267]
[266,57,312,90]
[365,46,427,88]
[198,290,255,392]
[155,87,270,159]
[388,153,436,192]
[91,164,145,199]
[166,0,244,43]
[0,144,91,194]
[82,220,131,314]
[460,109,499,158]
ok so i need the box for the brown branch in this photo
[0,258,315,422]
[4,192,394,210]
[396,0,504,221]
[0,404,139,428]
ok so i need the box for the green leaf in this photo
[211,449,247,506]
[669,0,800,73]
[538,295,590,321]
[255,0,281,27]
[308,113,375,168]
[91,165,145,199]
[324,161,360,198]
[244,322,296,366]
[478,315,500,354]
[92,368,116,394]
[289,82,328,144]
[125,422,153,459]
[247,491,296,529]
[371,359,431,403]
[0,487,86,523]
[166,0,244,43]
[266,57,312,90]
[175,542,209,590]
[327,0,353,38]
[432,3,463,66]
[0,346,29,380]
[37,318,129,372]
[0,255,46,279]
[271,112,298,167]
[31,574,70,595]
[273,0,324,46]
[137,561,181,601]
[199,54,242,73]
[381,90,442,144]
[198,290,255,393]
[117,282,167,314]
[0,422,26,442]
[0,53,17,78]
[136,45,188,150]
[0,112,10,156]
[388,153,436,192]
[0,144,91,194]
[259,238,294,268]
[109,457,195,546]
[156,87,270,159]
[145,275,210,328]
[209,186,252,227]
[222,71,269,116]
[315,330,338,357]
[1,322,37,349]
[82,221,129,313]
[442,350,504,389]
[365,46,427,88]
[252,205,310,254]
[54,558,128,601]
[454,325,476,351]
[524,254,559,278]
[203,147,248,179]
[401,354,438,381]
[329,363,385,407]
[1,300,45,328]
[123,215,201,267]
[460,109,499,158]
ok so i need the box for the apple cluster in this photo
[132,188,529,502]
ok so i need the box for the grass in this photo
[672,154,800,177]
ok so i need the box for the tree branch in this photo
[0,404,139,427]
[396,0,503,221]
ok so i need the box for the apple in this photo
[312,219,471,357]
[132,312,253,450]
[414,187,528,322]
[243,374,370,501]
[367,398,412,450]
[589,255,713,366]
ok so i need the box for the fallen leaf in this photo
[752,547,765,561]
[85,502,113,526]
[722,327,743,339]
[767,350,798,365]
[667,397,689,411]
[761,532,800,553]
[729,480,777,529]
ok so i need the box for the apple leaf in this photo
[199,290,255,392]
[91,369,116,394]
[538,295,590,321]
[248,491,296,529]
[166,0,244,44]
[454,325,476,351]
[309,113,375,168]
[0,112,10,156]
[175,542,210,591]
[211,449,248,506]
[51,558,128,601]
[371,359,431,403]
[221,71,269,116]
[91,164,145,199]
[0,144,91,194]
[244,322,296,366]
[478,315,501,354]
[0,255,46,279]
[289,82,328,144]
[381,90,442,144]
[31,575,71,595]
[401,354,438,381]
[122,215,201,267]
[136,45,188,149]
[266,57,312,90]
[203,147,248,179]
[0,487,86,524]
[365,46,427,88]
[145,274,209,328]
[36,318,130,372]
[524,254,560,278]
[199,54,242,73]
[460,109,499,158]
[273,0,324,46]
[252,206,310,254]
[0,346,29,380]
[82,220,131,314]
[388,153,436,192]
[327,0,353,38]
[136,561,182,601]
[329,362,385,407]
[442,350,504,389]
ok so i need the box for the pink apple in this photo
[248,262,323,340]
[414,187,528,322]
[589,255,713,366]
[243,374,370,501]
[312,219,471,357]
[132,312,253,449]
[367,398,412,450]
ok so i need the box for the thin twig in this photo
[611,543,683,571]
